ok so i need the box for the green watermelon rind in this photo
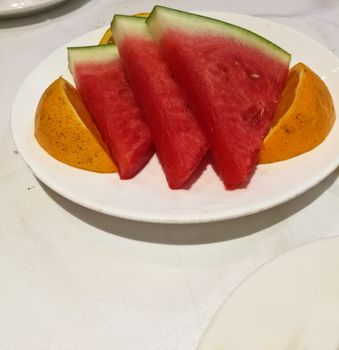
[111,15,149,45]
[67,45,119,75]
[146,6,291,65]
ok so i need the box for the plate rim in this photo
[11,11,339,224]
[0,0,68,17]
[197,235,339,349]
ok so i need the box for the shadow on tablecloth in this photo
[38,167,339,245]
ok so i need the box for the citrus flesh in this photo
[35,77,117,173]
[99,12,149,45]
[259,62,336,163]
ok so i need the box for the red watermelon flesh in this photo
[147,7,291,189]
[111,16,208,189]
[68,45,153,179]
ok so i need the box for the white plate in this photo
[198,236,339,349]
[0,0,67,18]
[11,12,339,223]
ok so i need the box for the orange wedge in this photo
[99,12,149,45]
[99,27,115,45]
[35,77,117,173]
[259,62,335,163]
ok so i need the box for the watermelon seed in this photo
[250,73,259,79]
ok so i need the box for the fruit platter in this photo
[11,7,339,223]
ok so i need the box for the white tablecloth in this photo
[1,1,338,349]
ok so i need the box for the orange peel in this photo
[35,77,117,173]
[260,62,335,163]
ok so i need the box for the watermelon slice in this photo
[111,15,208,189]
[68,45,153,179]
[147,6,291,189]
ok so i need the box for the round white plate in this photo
[0,0,67,18]
[198,236,339,350]
[11,12,339,223]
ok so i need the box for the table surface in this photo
[1,0,339,349]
